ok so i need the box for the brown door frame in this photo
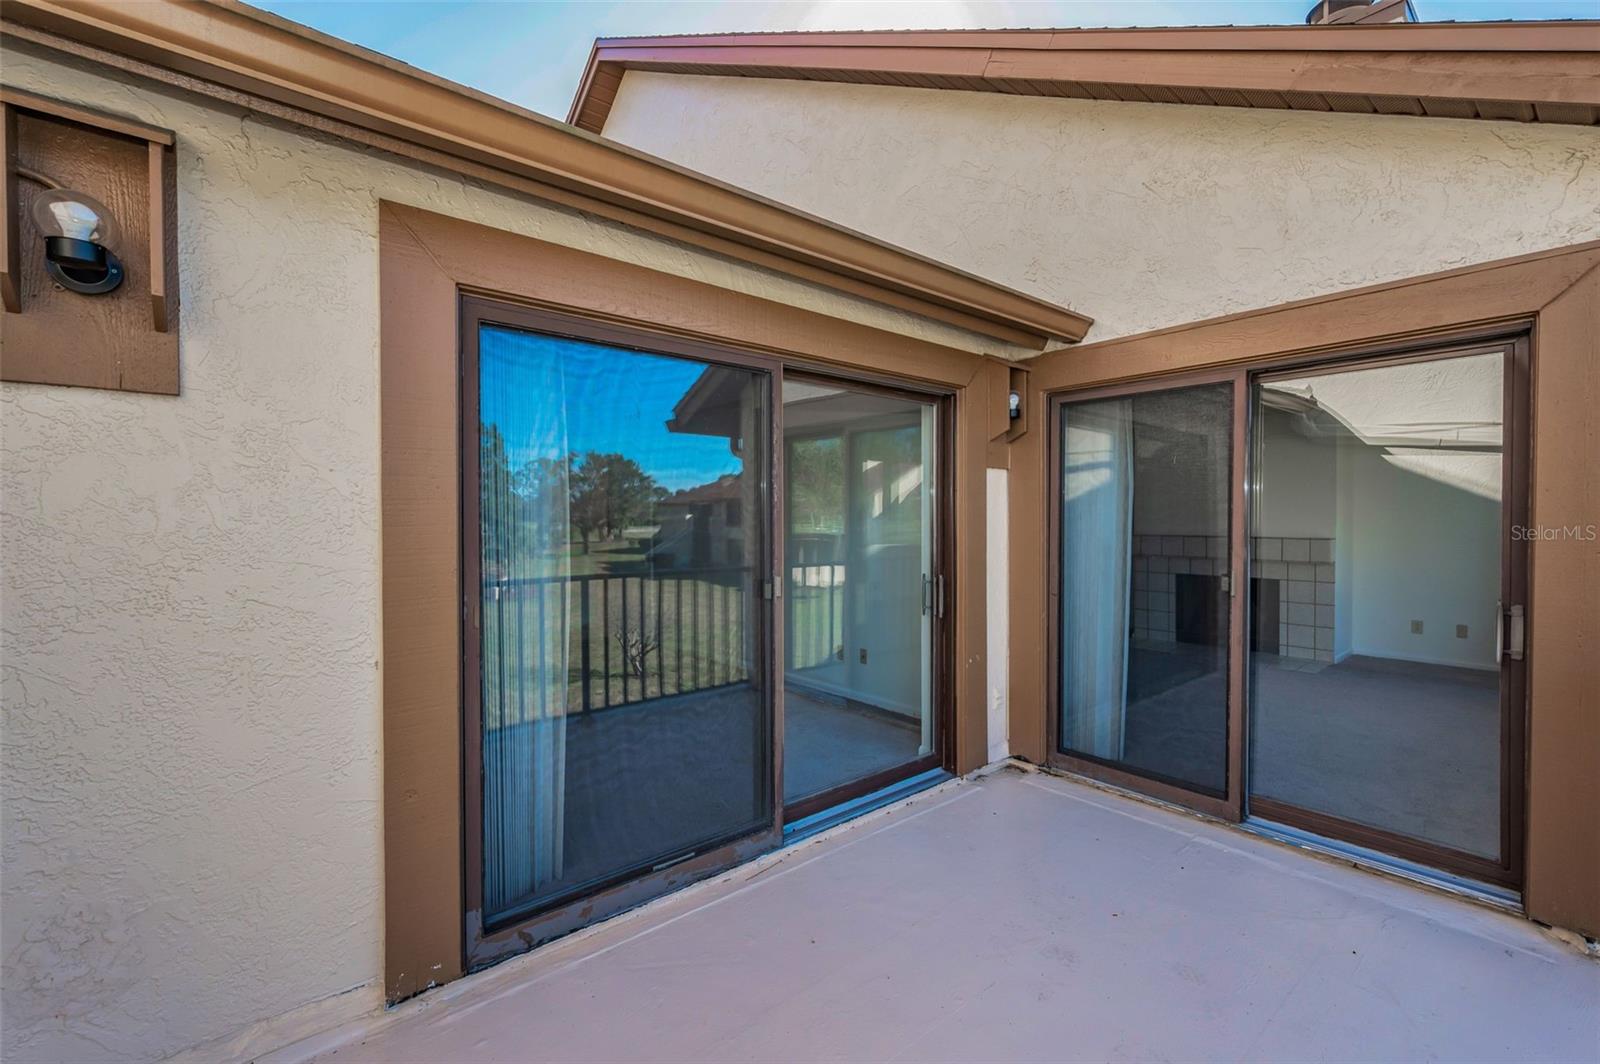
[459,295,786,971]
[1042,325,1531,889]
[1044,366,1248,823]
[459,295,960,970]
[778,370,957,825]
[1244,331,1531,891]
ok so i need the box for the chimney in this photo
[1306,0,1418,24]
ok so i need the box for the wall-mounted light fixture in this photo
[2,86,179,394]
[1008,389,1022,421]
[30,185,123,294]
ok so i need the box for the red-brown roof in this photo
[569,21,1600,133]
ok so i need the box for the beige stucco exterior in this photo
[4,30,1598,1064]
[0,44,995,1064]
[602,72,1600,345]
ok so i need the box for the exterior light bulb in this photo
[30,189,118,245]
[28,188,123,295]
[46,198,104,241]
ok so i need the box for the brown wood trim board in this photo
[0,86,179,392]
[569,23,1600,133]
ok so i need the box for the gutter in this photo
[0,0,1093,348]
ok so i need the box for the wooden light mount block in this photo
[1,86,179,394]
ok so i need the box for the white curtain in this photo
[481,334,570,918]
[1061,399,1134,760]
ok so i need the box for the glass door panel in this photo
[782,377,938,810]
[475,324,771,928]
[1058,383,1233,797]
[1247,348,1515,876]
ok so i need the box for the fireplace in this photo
[1173,573,1279,652]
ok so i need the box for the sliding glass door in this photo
[463,305,954,959]
[1053,381,1238,810]
[1246,343,1527,887]
[781,376,943,820]
[1050,337,1528,890]
[465,308,774,939]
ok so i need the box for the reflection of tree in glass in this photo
[788,436,844,535]
[481,422,668,563]
[569,452,666,553]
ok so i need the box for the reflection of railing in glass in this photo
[482,566,753,725]
[786,561,846,672]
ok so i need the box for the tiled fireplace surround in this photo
[1131,535,1337,663]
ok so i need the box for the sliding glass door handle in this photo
[1496,601,1525,664]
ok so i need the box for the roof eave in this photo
[570,22,1600,134]
[0,0,1091,347]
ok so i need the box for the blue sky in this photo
[257,0,1596,120]
[481,326,743,491]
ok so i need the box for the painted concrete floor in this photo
[294,768,1600,1064]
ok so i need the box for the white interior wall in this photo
[1256,410,1337,539]
[1259,358,1504,670]
[1334,440,1357,662]
[0,45,990,1064]
[604,72,1600,345]
[1344,441,1501,669]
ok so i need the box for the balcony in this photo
[277,767,1598,1063]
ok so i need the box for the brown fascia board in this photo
[568,22,1600,131]
[0,0,1092,347]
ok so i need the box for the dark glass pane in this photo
[1248,350,1505,860]
[782,380,935,804]
[478,325,770,926]
[1059,384,1232,796]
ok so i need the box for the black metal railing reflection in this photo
[483,566,754,721]
[785,561,847,672]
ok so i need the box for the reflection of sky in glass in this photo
[480,326,743,491]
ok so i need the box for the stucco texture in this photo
[604,72,1600,344]
[0,45,985,1064]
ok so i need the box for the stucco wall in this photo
[603,72,1600,344]
[0,45,985,1064]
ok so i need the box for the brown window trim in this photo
[380,201,994,1003]
[1009,240,1600,938]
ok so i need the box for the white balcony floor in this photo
[294,767,1599,1064]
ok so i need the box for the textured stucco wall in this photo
[604,72,1600,344]
[0,46,986,1064]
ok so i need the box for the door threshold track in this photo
[1244,816,1521,912]
[784,768,951,844]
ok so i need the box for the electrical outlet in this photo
[1456,624,1469,639]
[1411,620,1424,634]
[859,647,868,665]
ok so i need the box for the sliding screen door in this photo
[1247,344,1525,886]
[468,319,772,931]
[1056,383,1234,801]
[782,377,940,815]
